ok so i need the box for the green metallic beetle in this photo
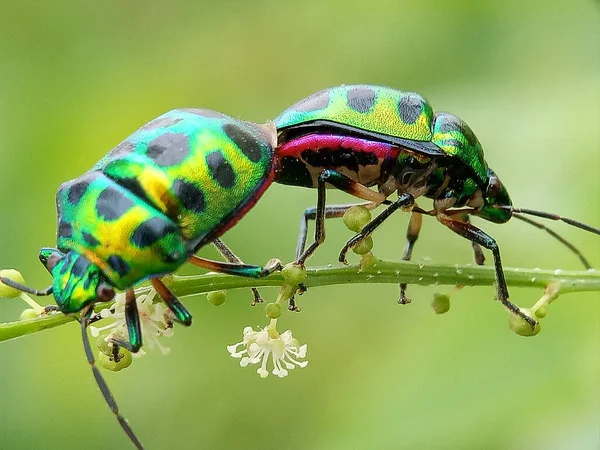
[273,84,599,314]
[0,108,283,449]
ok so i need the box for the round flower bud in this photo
[0,269,26,298]
[508,309,541,337]
[352,236,373,255]
[265,302,281,319]
[343,206,372,232]
[431,293,451,314]
[281,264,307,286]
[207,290,227,306]
[97,337,113,356]
[534,306,547,319]
[360,253,378,270]
[19,308,39,321]
[99,348,133,372]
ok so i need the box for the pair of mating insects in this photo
[2,85,599,449]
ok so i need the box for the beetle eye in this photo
[96,282,115,302]
[486,176,501,198]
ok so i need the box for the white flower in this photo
[227,325,308,378]
[90,289,174,357]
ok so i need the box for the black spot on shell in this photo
[131,217,176,248]
[95,187,134,221]
[443,138,465,150]
[146,132,190,167]
[58,222,73,238]
[179,108,229,119]
[68,181,90,204]
[71,256,90,277]
[206,151,235,188]
[143,116,183,130]
[59,261,70,276]
[223,123,263,163]
[293,90,330,112]
[347,87,376,113]
[106,141,136,161]
[398,95,423,124]
[107,255,130,276]
[172,179,206,213]
[82,232,100,247]
[107,176,152,208]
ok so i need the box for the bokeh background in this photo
[1,1,599,449]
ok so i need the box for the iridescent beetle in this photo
[0,109,283,449]
[1,87,599,449]
[273,84,599,314]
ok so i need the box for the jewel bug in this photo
[273,84,599,319]
[0,108,284,449]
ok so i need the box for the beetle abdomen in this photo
[275,133,401,188]
[92,109,276,248]
[56,109,277,287]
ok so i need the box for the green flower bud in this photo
[281,263,307,285]
[352,236,373,255]
[97,337,113,356]
[99,348,133,372]
[19,308,39,321]
[431,293,450,314]
[508,309,541,337]
[265,302,281,319]
[534,306,547,319]
[207,290,227,306]
[343,206,372,232]
[0,269,26,298]
[360,253,378,270]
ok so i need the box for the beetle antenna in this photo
[0,276,52,296]
[512,213,592,269]
[80,306,145,450]
[502,206,600,235]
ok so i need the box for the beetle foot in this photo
[288,295,302,312]
[250,288,263,306]
[297,283,307,295]
[260,258,283,277]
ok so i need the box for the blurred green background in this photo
[1,1,599,449]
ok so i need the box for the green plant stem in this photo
[1,261,599,343]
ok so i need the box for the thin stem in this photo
[1,261,599,344]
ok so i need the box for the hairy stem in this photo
[1,261,598,343]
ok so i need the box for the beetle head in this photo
[476,169,512,223]
[39,248,114,314]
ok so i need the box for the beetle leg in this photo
[151,278,193,326]
[212,238,263,305]
[461,215,485,265]
[437,214,537,327]
[296,169,387,266]
[107,288,143,353]
[79,305,145,450]
[399,209,423,304]
[339,193,415,264]
[296,202,380,260]
[187,255,283,278]
[442,210,486,265]
[293,201,381,298]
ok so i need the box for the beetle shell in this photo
[275,85,490,186]
[275,85,434,143]
[55,109,276,289]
